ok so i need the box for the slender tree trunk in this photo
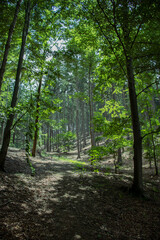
[0,0,22,93]
[47,123,50,152]
[126,56,143,194]
[12,128,16,145]
[32,74,43,157]
[89,65,96,147]
[81,100,86,147]
[76,108,80,158]
[50,128,53,152]
[67,96,71,132]
[117,148,122,165]
[75,87,80,158]
[0,0,31,171]
[0,121,4,145]
[147,105,158,175]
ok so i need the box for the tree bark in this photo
[117,148,122,165]
[0,0,22,93]
[89,65,96,147]
[32,74,43,157]
[81,100,86,147]
[47,123,50,152]
[0,0,31,171]
[76,108,80,158]
[147,104,158,175]
[0,121,4,145]
[126,56,143,194]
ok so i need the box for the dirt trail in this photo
[0,149,160,240]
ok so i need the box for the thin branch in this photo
[130,23,142,50]
[90,11,127,77]
[134,67,157,75]
[11,110,28,130]
[135,41,160,45]
[133,53,160,60]
[136,80,157,97]
[96,0,114,27]
[112,1,126,55]
[142,128,160,140]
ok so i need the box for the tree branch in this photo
[112,1,126,55]
[142,128,160,140]
[11,110,28,130]
[96,0,114,27]
[90,11,127,77]
[136,80,157,97]
[130,23,142,50]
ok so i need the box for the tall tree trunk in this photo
[50,128,52,152]
[117,148,122,166]
[75,80,80,158]
[81,100,86,147]
[89,65,96,147]
[0,0,22,93]
[126,56,143,194]
[67,96,71,132]
[86,102,90,136]
[76,108,80,159]
[0,121,4,145]
[0,0,31,171]
[47,123,50,152]
[146,104,158,175]
[32,74,43,157]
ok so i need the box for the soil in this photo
[0,148,160,240]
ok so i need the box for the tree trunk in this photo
[0,121,4,145]
[0,0,31,171]
[117,148,122,166]
[81,100,86,148]
[47,123,50,152]
[0,0,22,93]
[126,56,143,195]
[89,65,96,147]
[147,104,158,175]
[32,74,43,157]
[75,67,81,158]
[76,108,80,159]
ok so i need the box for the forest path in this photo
[0,149,160,240]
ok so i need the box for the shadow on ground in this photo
[0,153,160,240]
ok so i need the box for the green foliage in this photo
[54,131,76,152]
[88,145,108,161]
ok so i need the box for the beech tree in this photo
[81,0,159,195]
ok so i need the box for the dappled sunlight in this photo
[0,150,160,240]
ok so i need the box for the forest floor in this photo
[0,148,160,240]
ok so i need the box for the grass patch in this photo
[52,155,87,168]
